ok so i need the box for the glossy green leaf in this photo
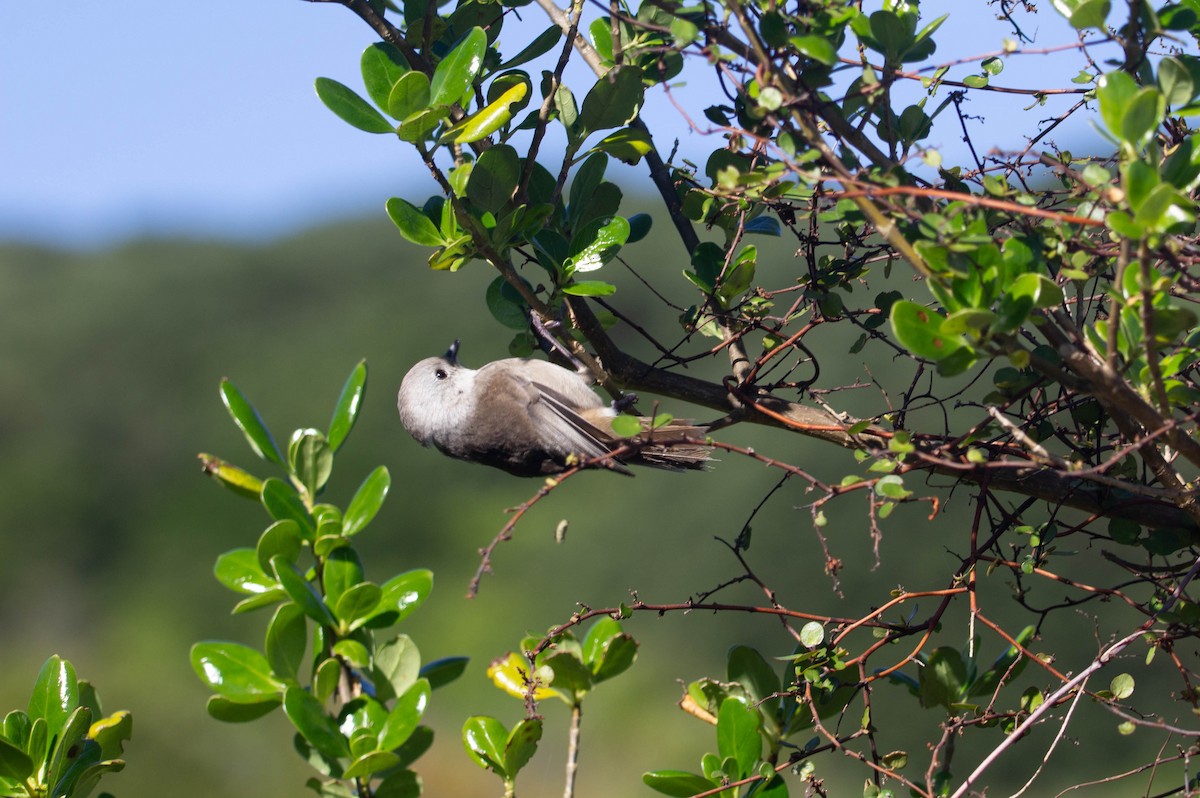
[387,71,432,121]
[265,602,307,681]
[257,520,303,575]
[28,656,77,741]
[567,215,629,273]
[627,212,652,243]
[191,641,285,701]
[462,715,508,775]
[342,751,401,780]
[46,711,97,798]
[386,198,445,247]
[420,656,469,690]
[315,77,395,134]
[361,42,410,109]
[219,379,283,464]
[261,477,314,538]
[337,583,383,630]
[215,548,277,595]
[890,300,965,361]
[589,127,655,165]
[1009,272,1064,309]
[919,647,968,709]
[375,769,422,798]
[577,66,645,138]
[272,556,337,627]
[370,569,433,627]
[379,679,430,751]
[198,454,264,500]
[87,709,132,760]
[0,738,32,781]
[500,24,561,69]
[343,465,390,536]
[643,770,719,797]
[728,646,781,721]
[328,360,367,452]
[284,685,350,761]
[206,695,280,723]
[504,718,542,777]
[430,27,487,107]
[561,280,617,296]
[1159,56,1196,107]
[398,106,447,144]
[322,547,365,611]
[1096,71,1137,139]
[1121,87,1166,147]
[441,80,528,144]
[467,145,521,215]
[232,589,288,615]
[373,635,422,701]
[289,428,333,498]
[716,698,761,780]
[486,275,531,329]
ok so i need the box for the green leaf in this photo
[1008,272,1064,309]
[373,635,422,701]
[198,454,264,500]
[1096,71,1138,139]
[386,197,445,247]
[728,646,781,721]
[375,769,422,798]
[890,300,965,361]
[206,695,280,723]
[265,602,307,681]
[627,213,653,243]
[500,25,562,69]
[1121,87,1166,147]
[321,547,365,612]
[430,27,487,108]
[577,66,645,139]
[466,145,521,215]
[567,215,630,273]
[643,770,719,797]
[387,71,432,121]
[441,80,529,144]
[361,42,411,109]
[716,699,761,780]
[1068,0,1111,29]
[1110,673,1135,699]
[337,583,383,630]
[420,656,470,690]
[504,718,542,777]
[344,751,403,780]
[379,679,430,751]
[257,520,303,575]
[919,647,968,709]
[328,360,367,452]
[790,34,838,65]
[284,685,351,762]
[315,77,395,134]
[272,556,338,627]
[289,428,333,498]
[215,548,277,595]
[88,709,132,760]
[589,127,655,165]
[462,715,509,776]
[28,656,77,742]
[370,569,434,627]
[220,379,283,464]
[261,478,315,538]
[0,737,32,781]
[191,642,285,701]
[344,465,390,536]
[562,280,617,296]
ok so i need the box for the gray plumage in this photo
[396,343,710,477]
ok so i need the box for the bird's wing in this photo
[531,383,631,473]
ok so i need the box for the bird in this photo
[397,341,711,476]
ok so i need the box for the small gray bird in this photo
[397,342,711,476]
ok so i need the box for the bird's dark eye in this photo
[434,368,447,380]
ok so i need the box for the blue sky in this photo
[3,2,1102,248]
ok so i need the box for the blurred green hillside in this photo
[0,217,1164,797]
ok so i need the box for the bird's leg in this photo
[530,311,589,376]
[611,393,639,413]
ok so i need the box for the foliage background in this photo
[0,214,1166,796]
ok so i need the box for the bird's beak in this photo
[445,340,461,364]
